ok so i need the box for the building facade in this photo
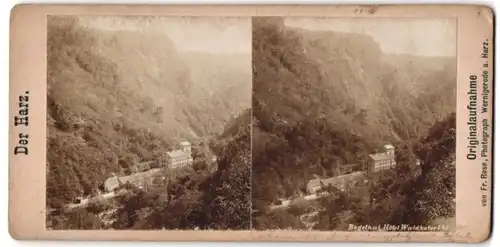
[104,169,161,192]
[306,171,364,194]
[160,141,193,169]
[103,141,193,193]
[366,144,396,173]
[306,178,322,194]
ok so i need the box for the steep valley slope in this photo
[46,16,251,207]
[251,17,456,211]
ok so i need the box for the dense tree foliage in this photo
[46,16,251,229]
[251,17,456,230]
[46,16,457,231]
[49,110,252,230]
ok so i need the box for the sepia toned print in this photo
[251,17,457,231]
[9,4,493,242]
[46,16,252,230]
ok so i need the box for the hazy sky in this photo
[80,16,251,54]
[79,16,456,57]
[285,18,456,57]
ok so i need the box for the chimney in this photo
[180,141,191,154]
[384,144,395,156]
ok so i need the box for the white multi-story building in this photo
[103,141,194,193]
[366,144,396,173]
[161,141,193,169]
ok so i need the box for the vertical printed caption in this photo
[14,91,30,155]
[466,38,490,207]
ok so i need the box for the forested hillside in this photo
[48,109,252,230]
[110,109,252,230]
[251,17,456,228]
[46,16,250,208]
[305,113,456,230]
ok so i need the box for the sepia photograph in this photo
[8,4,494,242]
[45,16,252,230]
[251,17,457,231]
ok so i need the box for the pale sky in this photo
[78,16,456,57]
[79,16,251,54]
[285,18,456,57]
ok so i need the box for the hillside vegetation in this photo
[311,113,456,230]
[109,110,252,230]
[251,17,456,228]
[48,110,252,230]
[46,16,250,208]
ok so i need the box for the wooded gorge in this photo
[251,17,456,229]
[46,16,251,229]
[45,16,457,231]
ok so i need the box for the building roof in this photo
[120,168,161,183]
[307,178,322,189]
[320,172,364,186]
[104,177,120,190]
[104,168,162,190]
[180,141,191,146]
[166,150,189,158]
[369,153,393,161]
[307,172,364,190]
[384,144,395,150]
